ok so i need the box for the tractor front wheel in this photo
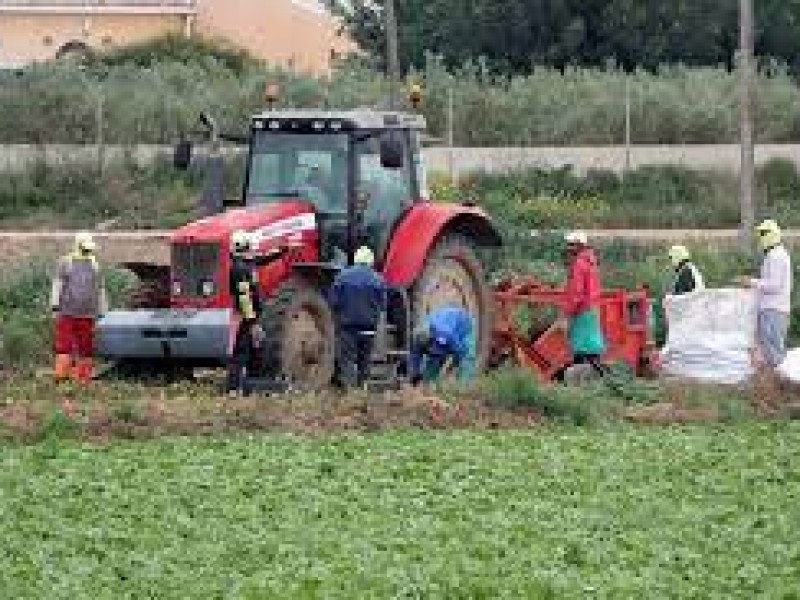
[411,234,493,373]
[260,280,336,391]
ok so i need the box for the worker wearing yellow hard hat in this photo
[668,245,705,295]
[739,219,793,369]
[51,232,108,384]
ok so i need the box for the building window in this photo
[43,36,53,47]
[102,36,113,47]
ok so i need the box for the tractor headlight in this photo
[172,281,182,296]
[201,280,215,297]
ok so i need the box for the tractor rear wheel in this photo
[261,280,336,391]
[411,234,493,372]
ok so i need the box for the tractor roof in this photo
[251,109,426,131]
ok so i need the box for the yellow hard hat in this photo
[74,231,97,253]
[668,245,691,267]
[755,219,782,250]
[354,246,375,266]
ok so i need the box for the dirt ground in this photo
[0,377,542,443]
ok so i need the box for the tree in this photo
[327,0,800,75]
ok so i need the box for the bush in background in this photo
[3,38,800,145]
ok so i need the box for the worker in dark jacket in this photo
[668,245,705,295]
[226,230,265,396]
[411,305,477,385]
[329,246,388,387]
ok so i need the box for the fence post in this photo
[624,76,632,175]
[447,85,457,185]
[96,90,105,178]
[739,0,756,248]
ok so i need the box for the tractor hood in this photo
[171,202,317,247]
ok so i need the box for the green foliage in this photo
[2,427,800,596]
[4,37,800,145]
[457,165,740,229]
[0,156,223,229]
[479,367,658,425]
[87,33,259,75]
[330,0,800,77]
[0,261,135,370]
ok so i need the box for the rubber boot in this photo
[74,358,94,384]
[54,354,72,383]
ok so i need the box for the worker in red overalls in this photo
[51,232,108,384]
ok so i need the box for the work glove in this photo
[251,323,266,349]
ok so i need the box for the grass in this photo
[1,425,800,597]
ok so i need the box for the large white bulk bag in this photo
[660,289,757,384]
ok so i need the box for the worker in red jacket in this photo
[559,231,607,368]
[51,232,108,384]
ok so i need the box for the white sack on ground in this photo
[661,288,756,384]
[778,349,800,383]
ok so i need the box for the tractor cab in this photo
[242,109,427,266]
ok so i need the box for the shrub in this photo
[4,40,800,145]
[480,368,622,425]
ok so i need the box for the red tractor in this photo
[98,108,501,389]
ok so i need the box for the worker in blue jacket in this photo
[329,246,388,387]
[411,305,477,385]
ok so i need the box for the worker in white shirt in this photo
[739,220,793,368]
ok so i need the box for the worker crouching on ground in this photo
[668,245,705,295]
[411,306,477,385]
[226,230,266,396]
[329,246,388,388]
[51,232,108,384]
[559,231,607,371]
[739,220,793,369]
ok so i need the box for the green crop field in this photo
[1,425,799,598]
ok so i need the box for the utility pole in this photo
[624,76,632,175]
[739,0,755,247]
[385,0,400,110]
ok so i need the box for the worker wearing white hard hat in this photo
[51,232,108,384]
[668,245,705,296]
[329,246,387,388]
[559,231,607,373]
[738,220,793,368]
[226,229,265,396]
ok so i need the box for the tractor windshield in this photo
[246,131,348,216]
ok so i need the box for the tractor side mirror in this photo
[174,139,193,171]
[379,134,405,170]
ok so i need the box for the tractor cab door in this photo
[354,130,415,266]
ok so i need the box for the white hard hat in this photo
[74,231,97,253]
[564,231,588,246]
[354,246,375,266]
[231,230,253,254]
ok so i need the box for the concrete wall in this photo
[3,144,800,176]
